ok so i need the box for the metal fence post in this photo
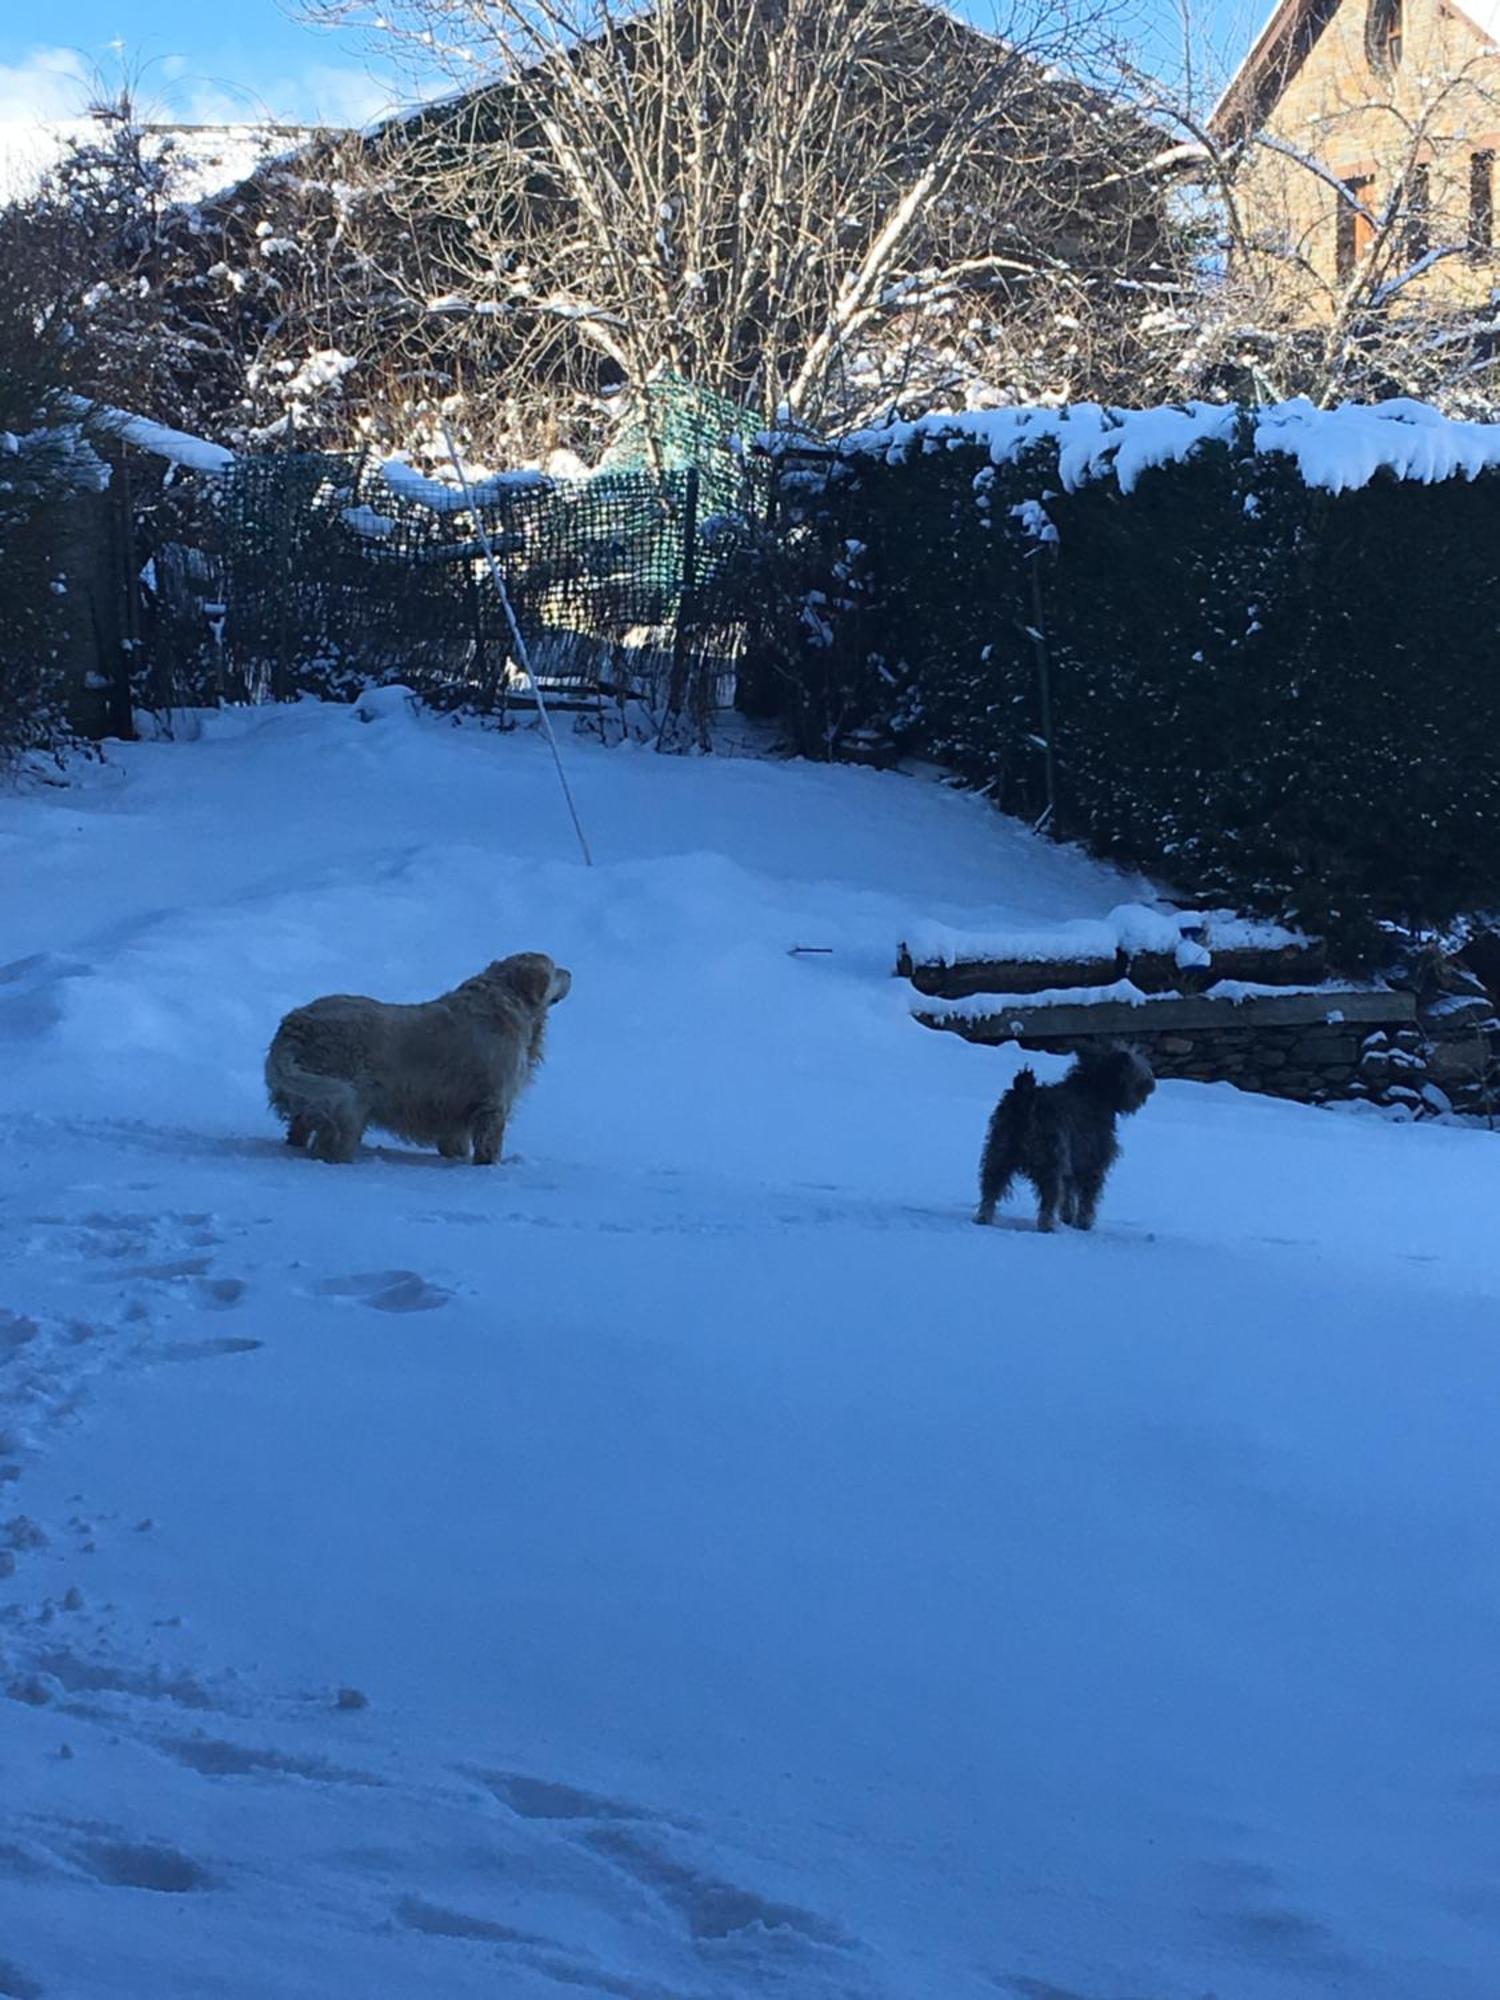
[1027,550,1058,833]
[663,465,701,743]
[273,456,293,703]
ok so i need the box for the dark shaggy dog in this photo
[975,1044,1155,1233]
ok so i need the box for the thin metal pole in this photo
[1028,552,1058,835]
[664,464,701,746]
[438,424,593,868]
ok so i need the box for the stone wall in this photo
[1017,1019,1373,1104]
[912,989,1421,1106]
[900,910,1500,1117]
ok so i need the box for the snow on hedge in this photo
[97,410,235,474]
[842,395,1500,495]
[57,397,235,474]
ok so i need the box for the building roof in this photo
[0,121,338,210]
[1210,0,1500,140]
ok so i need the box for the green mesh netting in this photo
[599,376,761,504]
[186,387,766,718]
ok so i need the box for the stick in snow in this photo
[438,423,594,868]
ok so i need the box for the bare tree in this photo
[0,10,1199,467]
[299,0,1192,454]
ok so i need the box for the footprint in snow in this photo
[0,1313,39,1357]
[0,952,91,1044]
[0,1956,44,2000]
[395,1896,549,1948]
[153,1337,263,1364]
[478,1769,660,1824]
[315,1271,453,1313]
[159,1732,381,1785]
[72,1838,215,1894]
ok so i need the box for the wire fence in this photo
[129,380,768,743]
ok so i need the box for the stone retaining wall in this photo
[1019,1020,1370,1102]
[900,915,1500,1114]
[912,991,1420,1105]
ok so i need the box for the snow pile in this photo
[0,705,1496,2000]
[903,901,1260,971]
[379,457,552,512]
[352,680,419,721]
[842,394,1500,495]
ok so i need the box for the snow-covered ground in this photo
[1,701,1497,2000]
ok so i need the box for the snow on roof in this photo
[840,396,1500,495]
[0,121,71,206]
[0,120,332,210]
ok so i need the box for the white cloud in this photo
[0,36,410,139]
[0,46,93,128]
[170,61,407,129]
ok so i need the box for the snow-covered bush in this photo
[753,400,1500,950]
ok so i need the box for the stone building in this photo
[1212,0,1500,312]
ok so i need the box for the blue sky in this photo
[0,0,1269,134]
[0,3,422,131]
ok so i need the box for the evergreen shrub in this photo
[749,410,1500,948]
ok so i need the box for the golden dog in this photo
[265,952,571,1164]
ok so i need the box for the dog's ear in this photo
[1116,1046,1156,1107]
[499,953,556,1009]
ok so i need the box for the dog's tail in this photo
[265,1027,361,1156]
[975,1068,1036,1225]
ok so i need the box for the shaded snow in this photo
[0,702,1497,2000]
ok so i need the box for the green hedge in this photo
[0,398,94,768]
[748,411,1500,951]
